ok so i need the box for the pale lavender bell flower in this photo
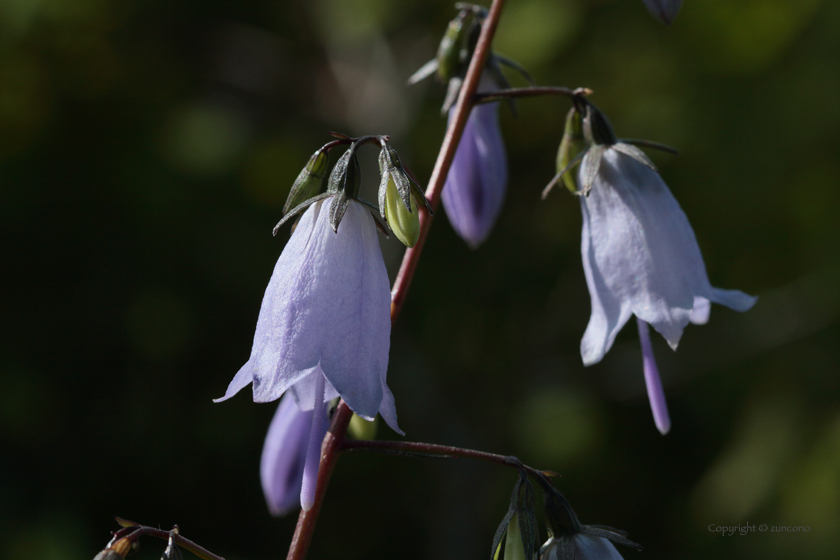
[260,393,328,516]
[217,196,402,510]
[642,0,683,24]
[442,78,508,248]
[579,148,757,434]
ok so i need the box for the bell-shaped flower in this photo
[642,0,683,24]
[217,195,402,507]
[442,78,508,248]
[578,147,757,433]
[260,393,329,516]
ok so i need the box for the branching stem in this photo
[284,1,508,559]
[340,439,558,485]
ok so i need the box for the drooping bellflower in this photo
[217,191,402,509]
[442,78,508,248]
[567,102,756,434]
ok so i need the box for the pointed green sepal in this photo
[272,192,334,235]
[491,473,538,560]
[613,142,657,171]
[408,58,439,85]
[556,107,586,194]
[329,192,351,233]
[580,145,606,196]
[284,148,329,215]
[543,488,582,540]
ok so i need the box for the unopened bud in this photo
[384,176,421,247]
[284,149,329,214]
[347,412,378,440]
[93,537,133,560]
[436,17,465,82]
[556,107,586,194]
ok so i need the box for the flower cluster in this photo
[217,134,429,512]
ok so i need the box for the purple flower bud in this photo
[260,393,330,516]
[217,195,402,429]
[442,81,507,248]
[642,0,683,25]
[579,148,756,430]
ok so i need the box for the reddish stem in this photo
[285,2,507,559]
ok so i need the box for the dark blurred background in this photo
[2,0,839,559]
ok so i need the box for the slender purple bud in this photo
[260,394,311,515]
[442,79,507,248]
[637,318,670,435]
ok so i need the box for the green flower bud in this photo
[284,149,329,214]
[384,175,421,248]
[436,17,465,82]
[347,412,378,441]
[494,513,527,560]
[556,107,586,194]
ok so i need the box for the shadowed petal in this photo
[580,199,633,365]
[260,394,316,516]
[574,534,625,560]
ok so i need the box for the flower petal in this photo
[260,394,313,516]
[574,534,625,560]
[689,296,711,325]
[580,198,633,365]
[213,357,255,403]
[580,149,706,350]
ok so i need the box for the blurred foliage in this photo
[1,1,839,559]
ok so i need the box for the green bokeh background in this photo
[2,1,839,559]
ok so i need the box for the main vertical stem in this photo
[284,2,507,558]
